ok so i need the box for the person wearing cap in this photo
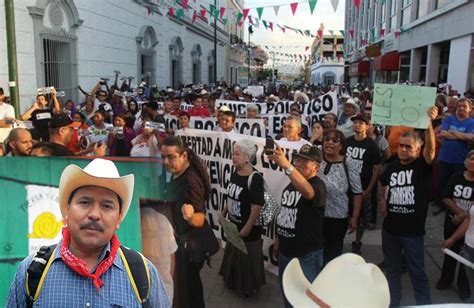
[378,107,438,306]
[5,128,33,156]
[346,113,382,255]
[0,87,16,128]
[268,144,327,308]
[46,113,82,156]
[6,158,171,307]
[216,105,231,130]
[188,94,210,117]
[337,98,359,138]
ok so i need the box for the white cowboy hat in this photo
[58,158,134,223]
[268,94,279,101]
[283,253,390,308]
[294,91,310,103]
[345,98,360,113]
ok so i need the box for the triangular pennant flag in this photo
[256,7,264,19]
[269,22,273,31]
[222,18,228,25]
[305,46,309,51]
[181,0,189,9]
[339,30,345,36]
[168,7,175,17]
[290,2,298,15]
[176,8,184,19]
[236,12,243,23]
[394,30,400,38]
[192,12,198,23]
[354,0,361,9]
[304,30,311,36]
[380,28,385,37]
[219,7,226,20]
[200,9,207,20]
[242,8,250,21]
[329,30,334,36]
[273,5,280,16]
[330,0,339,12]
[262,20,268,29]
[308,0,317,15]
[209,4,216,17]
[248,15,253,25]
[238,21,244,28]
[349,29,354,38]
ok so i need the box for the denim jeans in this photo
[278,249,324,308]
[382,229,432,306]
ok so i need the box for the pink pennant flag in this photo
[380,29,385,37]
[168,7,175,17]
[279,25,286,33]
[242,8,250,21]
[361,39,366,45]
[200,9,206,20]
[248,15,253,25]
[219,7,226,20]
[349,29,354,38]
[290,2,298,15]
[354,0,361,9]
[394,31,400,38]
[181,0,189,9]
[305,46,309,51]
[238,21,244,28]
[192,13,198,23]
[269,22,273,31]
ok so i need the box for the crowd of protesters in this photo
[2,76,474,307]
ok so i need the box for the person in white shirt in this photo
[0,87,15,128]
[279,115,311,149]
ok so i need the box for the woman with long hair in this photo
[161,136,212,308]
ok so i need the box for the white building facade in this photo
[0,0,234,112]
[344,0,473,93]
[310,33,345,86]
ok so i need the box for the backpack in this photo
[25,244,151,308]
[247,171,280,226]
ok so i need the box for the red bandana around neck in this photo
[60,226,120,291]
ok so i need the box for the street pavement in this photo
[201,206,470,307]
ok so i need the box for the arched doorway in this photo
[191,44,202,85]
[208,50,215,84]
[28,0,83,103]
[169,36,184,88]
[136,26,158,85]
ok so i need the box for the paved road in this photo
[201,206,471,307]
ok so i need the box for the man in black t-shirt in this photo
[378,106,438,306]
[46,113,80,156]
[269,144,327,308]
[346,113,382,254]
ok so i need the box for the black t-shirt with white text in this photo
[227,171,264,242]
[346,136,381,190]
[380,156,432,236]
[276,176,327,257]
[442,172,474,220]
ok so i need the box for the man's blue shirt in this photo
[7,240,171,307]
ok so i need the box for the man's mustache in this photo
[80,221,104,232]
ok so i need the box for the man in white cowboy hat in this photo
[7,158,171,307]
[282,253,390,307]
[337,98,360,138]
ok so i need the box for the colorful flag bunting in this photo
[168,7,175,17]
[242,8,250,21]
[349,29,354,37]
[200,9,207,20]
[181,0,189,9]
[305,46,309,51]
[176,8,184,19]
[290,3,298,15]
[354,0,361,9]
[192,13,198,23]
[219,7,226,19]
[330,0,339,12]
[380,29,385,37]
[269,22,273,31]
[309,0,317,15]
[340,30,345,36]
[262,20,268,29]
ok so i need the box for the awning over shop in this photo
[373,52,400,71]
[349,61,370,76]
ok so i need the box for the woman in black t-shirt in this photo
[219,139,266,297]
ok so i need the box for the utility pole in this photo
[247,25,253,86]
[4,0,20,118]
[213,0,217,86]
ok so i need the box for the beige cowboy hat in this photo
[58,158,134,223]
[283,253,390,307]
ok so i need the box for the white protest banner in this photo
[217,92,338,126]
[372,83,436,129]
[165,116,266,137]
[247,86,264,97]
[26,185,63,254]
[176,129,304,274]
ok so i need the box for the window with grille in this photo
[43,37,75,100]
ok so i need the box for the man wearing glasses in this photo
[378,106,438,306]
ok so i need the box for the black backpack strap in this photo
[25,244,57,308]
[119,246,151,308]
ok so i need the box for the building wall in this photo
[0,0,228,112]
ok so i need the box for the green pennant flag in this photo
[309,0,317,15]
[304,30,311,36]
[371,28,376,41]
[222,18,228,25]
[262,20,268,29]
[210,4,216,17]
[256,7,264,19]
[176,8,184,19]
[339,30,345,36]
[236,12,243,24]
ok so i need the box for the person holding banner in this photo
[219,140,266,297]
[319,128,363,265]
[442,150,474,303]
[269,144,327,308]
[161,136,212,308]
[188,94,210,117]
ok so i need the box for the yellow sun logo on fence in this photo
[28,212,63,239]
